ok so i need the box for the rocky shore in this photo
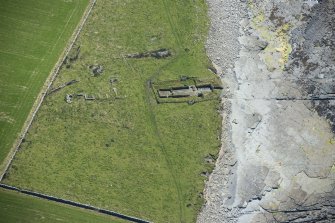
[198,1,335,222]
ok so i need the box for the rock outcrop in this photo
[198,1,335,222]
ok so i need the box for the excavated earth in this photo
[198,0,335,222]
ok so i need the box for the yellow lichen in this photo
[331,164,335,173]
[249,7,293,70]
[247,0,255,9]
[275,23,292,69]
[253,13,265,24]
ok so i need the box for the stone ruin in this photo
[65,93,95,103]
[64,45,80,68]
[126,48,171,59]
[89,64,104,77]
[158,84,217,98]
[65,94,73,103]
[48,80,78,95]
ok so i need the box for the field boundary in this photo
[0,0,96,180]
[0,183,151,223]
[0,3,153,221]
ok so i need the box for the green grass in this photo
[3,0,222,222]
[0,0,89,168]
[0,188,126,223]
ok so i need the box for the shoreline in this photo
[198,0,246,221]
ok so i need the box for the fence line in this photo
[0,183,151,223]
[0,0,96,181]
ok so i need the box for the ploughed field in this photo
[0,0,89,169]
[0,188,125,223]
[3,0,222,222]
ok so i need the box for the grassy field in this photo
[3,0,222,222]
[0,188,126,223]
[0,0,89,168]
